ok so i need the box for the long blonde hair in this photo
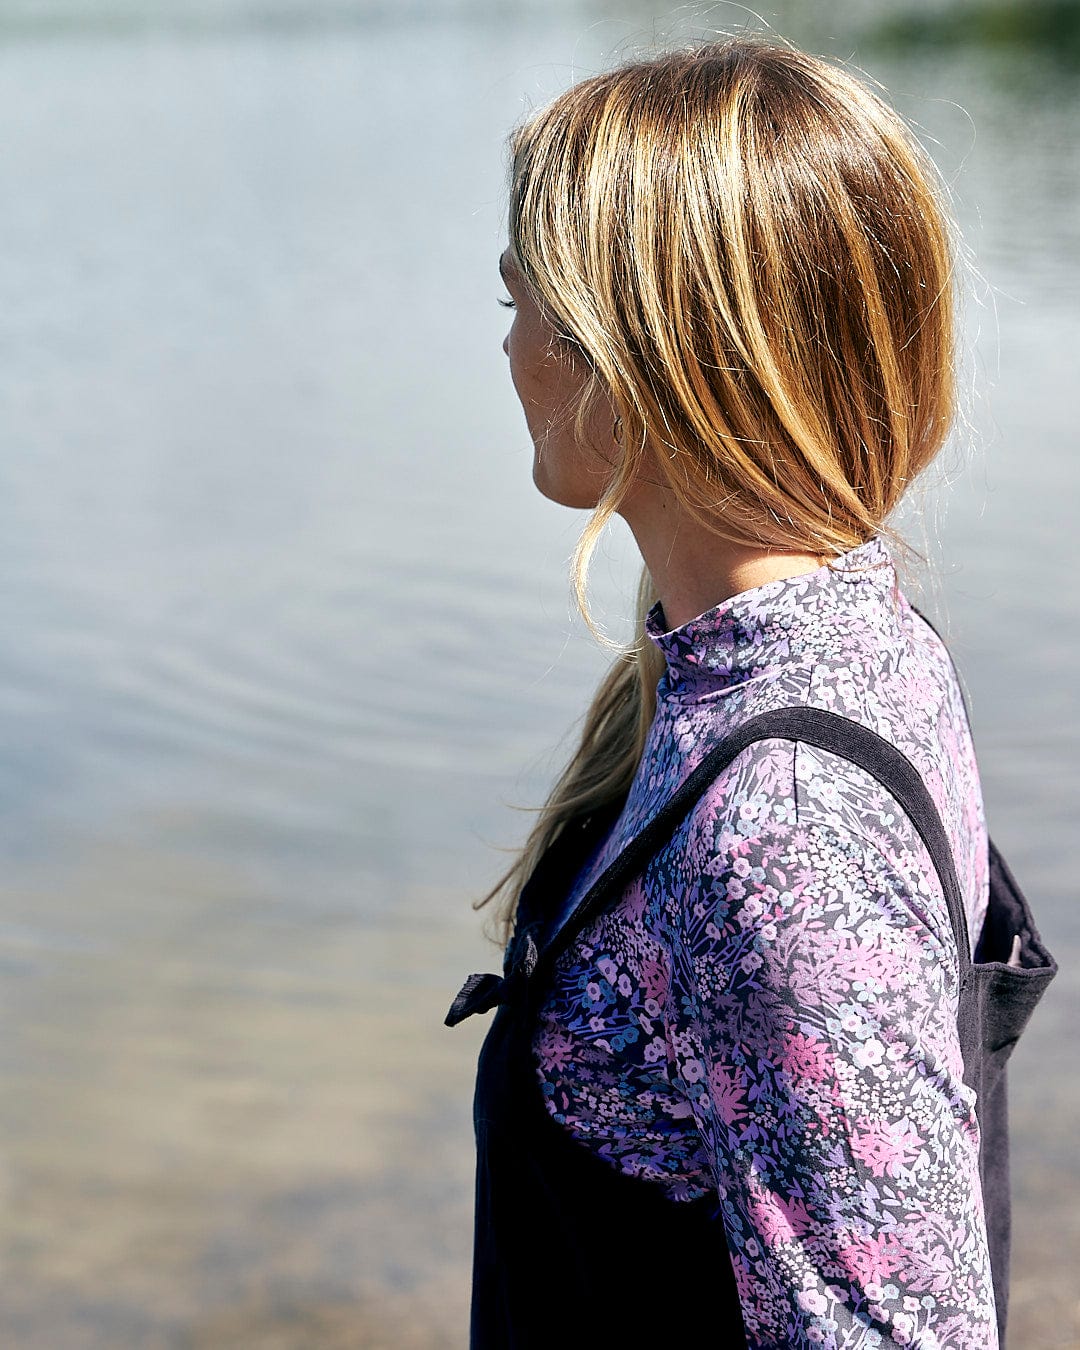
[479,37,957,943]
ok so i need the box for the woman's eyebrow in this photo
[498,254,510,282]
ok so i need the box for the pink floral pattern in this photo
[533,537,995,1348]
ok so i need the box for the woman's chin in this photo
[532,478,598,511]
[531,457,603,511]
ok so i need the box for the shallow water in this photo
[0,4,1077,1346]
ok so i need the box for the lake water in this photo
[0,3,1077,1346]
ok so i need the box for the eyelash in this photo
[498,296,516,309]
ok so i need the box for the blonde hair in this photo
[479,36,957,943]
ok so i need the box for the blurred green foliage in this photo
[873,0,1080,62]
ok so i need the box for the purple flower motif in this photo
[533,536,993,1344]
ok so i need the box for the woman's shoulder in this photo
[661,618,985,955]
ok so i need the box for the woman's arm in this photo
[663,741,996,1350]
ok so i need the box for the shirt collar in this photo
[645,535,901,698]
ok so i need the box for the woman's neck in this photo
[618,483,825,631]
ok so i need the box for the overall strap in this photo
[446,706,968,1025]
[528,706,969,992]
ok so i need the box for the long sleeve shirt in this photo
[531,536,997,1349]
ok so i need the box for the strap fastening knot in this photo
[444,972,509,1027]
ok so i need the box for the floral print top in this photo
[532,537,996,1349]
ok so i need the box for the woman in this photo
[452,37,999,1350]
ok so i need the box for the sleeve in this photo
[661,742,997,1350]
